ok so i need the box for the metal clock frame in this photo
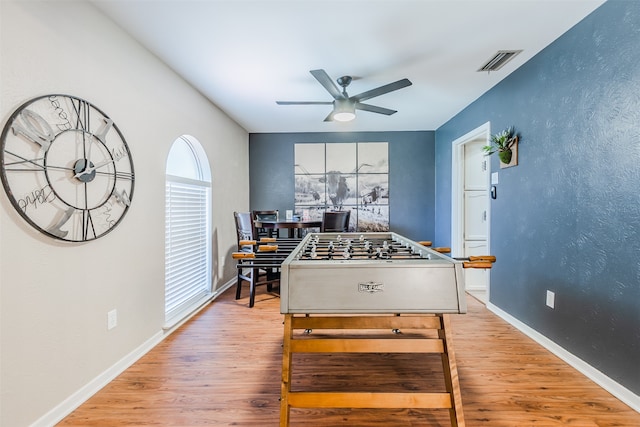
[0,94,135,242]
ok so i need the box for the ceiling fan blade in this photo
[310,69,344,100]
[352,78,412,102]
[355,102,397,115]
[276,101,333,105]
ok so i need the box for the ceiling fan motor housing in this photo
[337,76,352,89]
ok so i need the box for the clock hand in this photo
[88,157,115,170]
[75,132,96,176]
[73,157,114,178]
[85,132,94,162]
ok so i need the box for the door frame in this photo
[451,121,491,258]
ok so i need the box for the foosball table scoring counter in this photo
[278,232,493,427]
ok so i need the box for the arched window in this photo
[165,135,212,326]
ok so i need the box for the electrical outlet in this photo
[107,309,118,330]
[546,290,555,309]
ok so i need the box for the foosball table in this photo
[278,232,494,427]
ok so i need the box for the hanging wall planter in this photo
[498,149,512,164]
[484,126,519,168]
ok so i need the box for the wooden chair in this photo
[252,210,279,238]
[234,211,280,307]
[321,210,351,232]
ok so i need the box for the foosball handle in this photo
[417,241,432,247]
[238,240,257,246]
[463,261,493,269]
[433,247,451,254]
[468,255,496,263]
[232,252,256,259]
[257,244,278,252]
[260,237,277,243]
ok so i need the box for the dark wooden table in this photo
[253,219,322,238]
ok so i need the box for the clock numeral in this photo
[113,189,131,207]
[71,98,91,132]
[11,109,54,151]
[48,207,74,239]
[82,209,97,240]
[114,170,134,181]
[93,117,114,143]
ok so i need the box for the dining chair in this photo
[252,210,279,238]
[235,211,255,251]
[234,211,280,306]
[321,210,351,232]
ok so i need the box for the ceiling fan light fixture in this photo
[333,111,356,122]
[333,99,356,122]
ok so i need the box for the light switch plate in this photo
[107,309,118,330]
[546,290,555,309]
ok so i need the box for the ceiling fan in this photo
[276,69,412,122]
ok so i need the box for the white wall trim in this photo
[487,302,640,413]
[30,330,164,427]
[450,121,491,257]
[31,277,236,427]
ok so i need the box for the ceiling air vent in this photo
[477,50,523,72]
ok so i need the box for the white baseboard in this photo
[487,302,640,413]
[31,277,236,427]
[31,330,165,427]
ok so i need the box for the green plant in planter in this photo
[484,126,519,164]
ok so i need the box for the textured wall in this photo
[436,0,640,394]
[249,131,435,241]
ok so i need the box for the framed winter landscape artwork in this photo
[294,142,389,232]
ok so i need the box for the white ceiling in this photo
[92,0,605,133]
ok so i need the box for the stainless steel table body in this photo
[280,232,467,314]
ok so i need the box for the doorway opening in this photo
[451,122,491,303]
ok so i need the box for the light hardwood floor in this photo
[58,286,639,426]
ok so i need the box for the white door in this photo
[463,140,489,294]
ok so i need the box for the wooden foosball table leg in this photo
[279,313,465,427]
[280,314,293,426]
[439,314,465,426]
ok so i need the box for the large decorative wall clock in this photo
[0,94,134,242]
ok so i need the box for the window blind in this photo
[165,176,211,322]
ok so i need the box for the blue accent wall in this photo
[435,0,640,394]
[249,131,435,241]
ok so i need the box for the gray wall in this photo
[1,2,248,425]
[249,131,435,241]
[436,0,639,394]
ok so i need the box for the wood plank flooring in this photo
[58,286,640,426]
